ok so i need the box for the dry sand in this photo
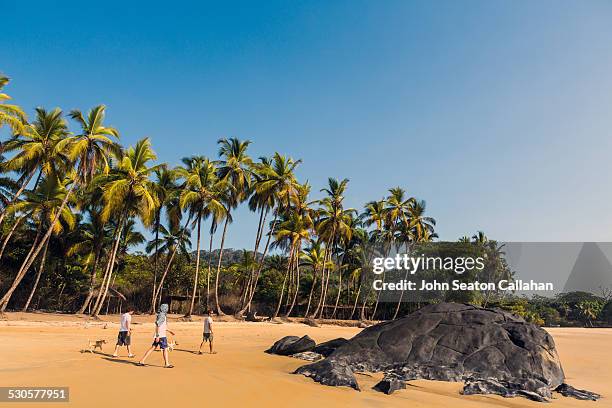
[0,312,609,408]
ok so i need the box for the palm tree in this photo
[149,167,180,313]
[2,106,120,311]
[0,107,69,227]
[300,241,331,317]
[69,207,113,314]
[0,176,75,311]
[178,156,225,317]
[391,199,437,320]
[148,222,192,307]
[91,137,160,317]
[272,210,312,318]
[0,74,26,134]
[312,178,353,318]
[472,231,489,244]
[214,137,253,315]
[239,153,301,316]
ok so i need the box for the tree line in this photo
[0,73,442,319]
[3,73,609,326]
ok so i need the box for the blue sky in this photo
[2,0,612,251]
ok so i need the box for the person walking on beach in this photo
[198,310,215,354]
[112,309,135,357]
[138,304,175,368]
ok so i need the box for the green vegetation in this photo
[1,73,610,326]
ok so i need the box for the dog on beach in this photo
[167,340,178,352]
[87,339,107,352]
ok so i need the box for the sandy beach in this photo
[0,313,609,408]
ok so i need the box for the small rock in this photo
[292,351,323,362]
[266,335,316,355]
[303,318,320,327]
[555,383,600,401]
[373,378,406,395]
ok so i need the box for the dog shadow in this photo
[173,348,198,354]
[80,349,114,357]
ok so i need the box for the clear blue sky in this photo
[2,0,612,251]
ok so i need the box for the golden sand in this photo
[0,313,609,408]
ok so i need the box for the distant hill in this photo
[188,248,265,266]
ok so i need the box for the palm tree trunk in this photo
[304,266,318,317]
[92,220,123,315]
[239,211,278,315]
[350,279,362,319]
[22,239,50,312]
[392,268,411,320]
[92,215,125,317]
[239,208,266,311]
[0,214,26,261]
[0,168,36,227]
[206,229,214,309]
[285,249,301,317]
[1,181,77,312]
[214,216,230,315]
[273,245,294,319]
[152,215,192,312]
[331,268,342,319]
[151,211,161,314]
[76,248,101,314]
[187,214,202,317]
[0,222,44,311]
[315,240,335,319]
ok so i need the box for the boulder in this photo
[294,303,599,402]
[313,338,348,357]
[266,335,316,356]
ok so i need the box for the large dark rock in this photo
[294,303,600,402]
[266,335,316,356]
[313,338,348,357]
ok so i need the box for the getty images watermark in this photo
[357,241,612,303]
[371,253,553,292]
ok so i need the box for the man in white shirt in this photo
[112,309,135,357]
[198,310,215,354]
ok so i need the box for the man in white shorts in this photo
[198,310,215,354]
[113,309,135,357]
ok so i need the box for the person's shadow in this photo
[101,357,166,367]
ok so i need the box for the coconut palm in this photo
[0,74,26,134]
[312,178,353,318]
[300,241,332,317]
[239,154,301,315]
[4,106,120,310]
[214,137,253,315]
[149,167,180,312]
[0,107,70,227]
[69,207,113,314]
[472,231,489,245]
[272,210,312,318]
[0,176,75,311]
[178,156,225,317]
[91,138,160,317]
[148,222,192,307]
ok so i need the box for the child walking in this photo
[138,304,175,368]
